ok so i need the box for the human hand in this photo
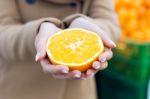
[69,17,116,79]
[35,22,82,80]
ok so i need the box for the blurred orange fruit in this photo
[143,0,150,7]
[46,28,104,72]
[115,0,150,42]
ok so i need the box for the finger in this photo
[35,35,49,62]
[86,69,95,78]
[98,49,113,63]
[52,70,81,80]
[99,62,108,70]
[35,50,46,62]
[40,59,69,74]
[92,61,101,70]
[81,73,87,80]
[93,29,117,48]
[86,62,108,78]
[96,30,116,48]
[102,36,116,48]
[68,70,81,79]
[35,24,61,61]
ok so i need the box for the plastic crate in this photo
[109,41,150,85]
[96,41,150,99]
[96,73,148,99]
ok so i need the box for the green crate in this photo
[96,73,149,99]
[96,41,150,99]
[107,41,150,85]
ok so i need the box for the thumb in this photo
[35,22,60,62]
[35,37,47,62]
[35,49,46,62]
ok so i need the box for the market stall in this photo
[96,0,150,99]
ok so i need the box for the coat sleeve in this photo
[63,0,120,41]
[0,0,63,62]
[88,0,121,41]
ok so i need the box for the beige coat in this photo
[0,0,120,99]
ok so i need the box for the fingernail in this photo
[35,53,40,62]
[61,70,68,74]
[100,57,106,63]
[74,74,81,78]
[93,65,100,69]
[109,40,116,48]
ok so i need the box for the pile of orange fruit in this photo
[115,0,150,42]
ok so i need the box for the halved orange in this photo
[46,28,104,72]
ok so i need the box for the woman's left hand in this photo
[69,17,116,79]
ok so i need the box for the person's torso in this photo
[0,59,96,99]
[0,0,96,99]
[17,0,85,22]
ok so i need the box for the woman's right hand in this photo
[34,22,82,80]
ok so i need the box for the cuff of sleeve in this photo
[23,18,63,61]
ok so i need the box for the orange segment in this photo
[46,28,104,72]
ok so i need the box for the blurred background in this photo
[96,0,150,99]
